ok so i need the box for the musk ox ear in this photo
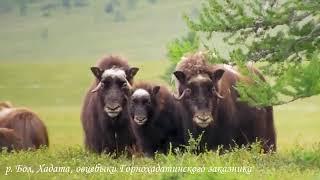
[90,67,103,81]
[211,69,225,82]
[173,71,186,84]
[126,67,139,79]
[152,86,160,96]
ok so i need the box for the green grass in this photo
[0,144,319,180]
[0,62,319,179]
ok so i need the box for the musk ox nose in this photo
[135,116,146,121]
[104,104,122,118]
[196,115,210,122]
[193,112,213,128]
[134,116,147,125]
[106,104,121,111]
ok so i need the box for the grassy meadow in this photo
[0,0,319,179]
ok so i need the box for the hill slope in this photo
[0,0,199,62]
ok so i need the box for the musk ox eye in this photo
[102,79,111,86]
[116,79,127,87]
[142,99,150,105]
[122,82,128,88]
[132,98,138,104]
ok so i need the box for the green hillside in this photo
[0,0,199,62]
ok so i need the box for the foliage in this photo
[168,0,320,106]
[163,31,200,83]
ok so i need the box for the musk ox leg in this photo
[252,107,276,152]
[114,127,135,156]
[0,128,23,152]
[84,129,116,154]
[264,106,276,152]
[139,140,156,158]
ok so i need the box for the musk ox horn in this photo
[173,88,191,100]
[212,87,224,99]
[215,91,224,99]
[91,82,103,93]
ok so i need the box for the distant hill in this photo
[0,0,200,62]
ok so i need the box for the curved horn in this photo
[91,82,102,93]
[215,91,224,99]
[212,87,224,99]
[173,88,191,100]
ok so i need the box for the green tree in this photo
[167,0,320,107]
[162,31,200,83]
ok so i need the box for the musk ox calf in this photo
[0,128,22,151]
[0,102,49,150]
[173,52,276,152]
[128,82,185,157]
[81,55,139,155]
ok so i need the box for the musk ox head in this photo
[128,86,160,126]
[90,66,139,118]
[173,69,224,128]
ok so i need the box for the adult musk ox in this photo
[81,55,139,155]
[173,52,276,152]
[128,82,184,157]
[211,63,276,152]
[173,53,225,152]
[0,102,49,150]
[0,128,22,151]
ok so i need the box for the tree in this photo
[167,0,320,107]
[163,31,200,83]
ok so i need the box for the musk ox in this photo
[0,103,49,150]
[173,52,276,152]
[173,53,225,152]
[128,82,185,157]
[0,128,22,151]
[81,55,139,155]
[211,63,276,152]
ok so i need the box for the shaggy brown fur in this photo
[0,107,49,150]
[0,101,12,109]
[81,55,138,155]
[128,82,185,157]
[0,128,22,151]
[211,64,276,151]
[93,55,134,84]
[174,52,213,95]
[174,52,276,152]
